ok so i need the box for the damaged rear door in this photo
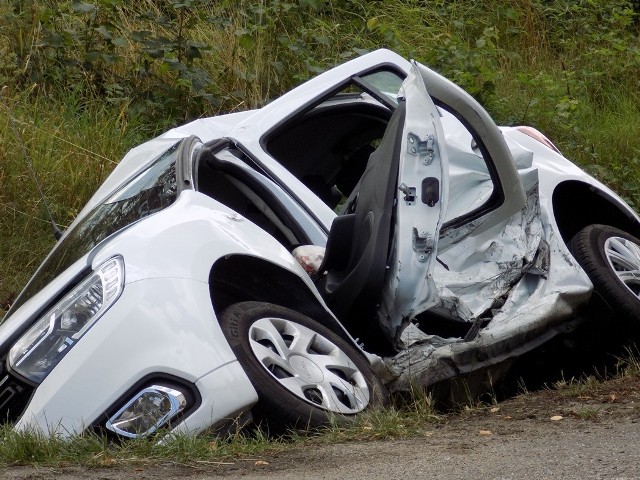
[378,63,448,343]
[381,61,527,345]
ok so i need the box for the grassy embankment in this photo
[0,349,639,467]
[2,0,640,313]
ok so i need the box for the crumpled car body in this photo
[2,49,639,437]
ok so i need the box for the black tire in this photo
[219,301,387,433]
[569,224,640,328]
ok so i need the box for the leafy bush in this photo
[2,0,640,312]
[3,0,217,127]
[1,0,370,124]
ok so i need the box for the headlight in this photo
[8,256,124,383]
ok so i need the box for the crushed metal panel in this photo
[431,170,544,323]
[381,168,593,391]
[384,285,590,391]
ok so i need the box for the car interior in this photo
[264,96,392,210]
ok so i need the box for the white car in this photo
[2,49,639,438]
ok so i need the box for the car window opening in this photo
[196,148,311,251]
[263,75,499,228]
[264,83,393,211]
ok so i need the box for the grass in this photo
[571,406,601,420]
[617,345,640,376]
[3,351,639,468]
[552,343,640,399]
[0,424,283,467]
[0,393,440,468]
[553,374,603,398]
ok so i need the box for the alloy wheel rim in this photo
[248,317,370,414]
[604,236,640,299]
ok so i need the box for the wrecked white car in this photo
[2,49,639,438]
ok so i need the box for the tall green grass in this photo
[2,0,640,314]
[0,93,147,313]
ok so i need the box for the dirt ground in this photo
[3,373,640,480]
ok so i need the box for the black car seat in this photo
[316,100,406,353]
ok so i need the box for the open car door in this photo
[311,60,528,351]
[379,61,529,345]
[299,63,448,353]
[377,63,449,344]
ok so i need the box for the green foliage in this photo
[2,0,218,126]
[0,421,285,466]
[2,0,640,312]
[211,0,368,108]
[0,0,370,123]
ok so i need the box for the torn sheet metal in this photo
[376,107,541,349]
[380,169,592,391]
[427,170,544,325]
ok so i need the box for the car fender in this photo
[90,190,357,343]
[503,128,640,239]
[91,190,319,286]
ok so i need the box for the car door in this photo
[377,62,448,342]
[381,61,528,342]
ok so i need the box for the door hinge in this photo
[413,228,434,261]
[407,133,435,165]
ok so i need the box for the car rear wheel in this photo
[219,301,387,433]
[570,224,640,329]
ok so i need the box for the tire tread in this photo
[570,224,640,327]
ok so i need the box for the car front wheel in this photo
[219,301,387,433]
[570,224,640,329]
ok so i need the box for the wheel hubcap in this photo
[604,236,640,299]
[248,317,370,414]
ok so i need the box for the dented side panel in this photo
[374,60,596,390]
[382,143,593,391]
